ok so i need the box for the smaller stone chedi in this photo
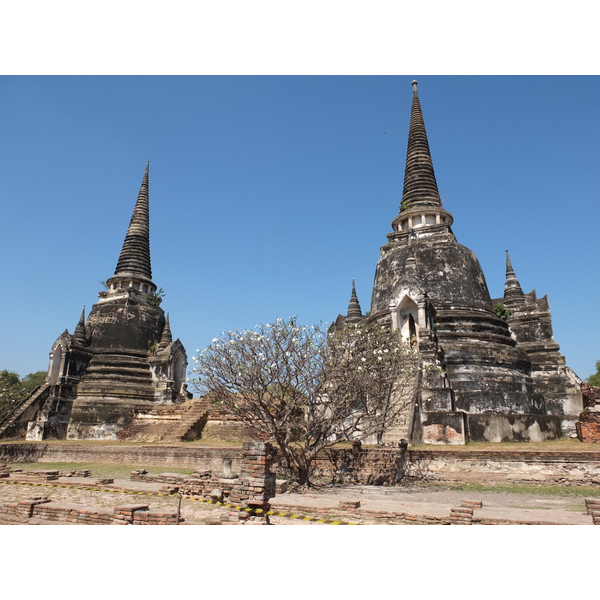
[1,164,196,441]
[334,81,583,445]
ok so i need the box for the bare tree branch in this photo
[191,318,419,485]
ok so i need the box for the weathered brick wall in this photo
[33,502,114,524]
[3,442,600,486]
[0,497,180,525]
[113,504,180,525]
[576,409,600,443]
[309,448,600,486]
[0,443,242,472]
[577,422,600,443]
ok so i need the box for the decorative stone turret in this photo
[346,280,363,324]
[331,280,364,331]
[73,307,87,346]
[495,250,582,434]
[503,250,526,306]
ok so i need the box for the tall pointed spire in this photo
[113,163,153,282]
[346,279,363,324]
[74,306,87,346]
[504,250,525,304]
[158,313,173,349]
[400,80,442,211]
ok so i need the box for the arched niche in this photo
[396,295,419,346]
[174,351,186,392]
[47,344,64,385]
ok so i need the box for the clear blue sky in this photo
[1,76,598,380]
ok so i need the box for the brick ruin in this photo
[576,384,600,443]
[0,442,276,525]
[133,441,277,524]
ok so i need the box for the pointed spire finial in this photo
[347,279,363,324]
[158,313,173,349]
[113,164,153,283]
[399,80,442,211]
[504,249,525,303]
[74,306,87,345]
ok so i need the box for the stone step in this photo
[118,400,210,442]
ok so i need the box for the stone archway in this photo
[397,295,419,347]
[174,351,186,393]
[47,344,64,385]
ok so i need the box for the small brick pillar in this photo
[227,441,276,525]
[576,409,600,443]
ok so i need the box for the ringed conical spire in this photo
[503,249,525,304]
[400,80,442,211]
[346,279,363,324]
[158,314,173,349]
[73,306,87,346]
[113,163,153,282]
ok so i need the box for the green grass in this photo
[7,462,195,479]
[444,481,600,498]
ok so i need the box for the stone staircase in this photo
[118,398,211,442]
[0,385,51,439]
[76,352,156,403]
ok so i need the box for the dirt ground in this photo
[0,474,596,525]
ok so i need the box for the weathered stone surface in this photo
[1,165,191,442]
[334,81,583,445]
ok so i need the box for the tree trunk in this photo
[277,444,313,486]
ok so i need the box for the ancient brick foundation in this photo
[0,497,180,525]
[131,441,277,524]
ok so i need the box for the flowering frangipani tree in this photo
[191,318,420,485]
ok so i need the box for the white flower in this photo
[212,338,218,343]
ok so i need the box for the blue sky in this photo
[1,75,598,381]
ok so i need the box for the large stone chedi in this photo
[336,82,582,444]
[26,165,190,440]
